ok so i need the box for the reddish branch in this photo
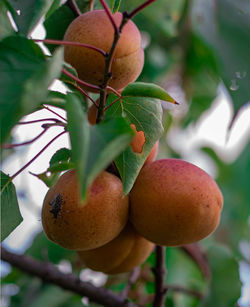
[1,247,136,307]
[99,0,119,35]
[181,243,211,281]
[152,245,167,307]
[10,131,66,180]
[127,0,157,19]
[34,39,106,57]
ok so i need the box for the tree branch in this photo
[152,245,167,307]
[1,247,136,307]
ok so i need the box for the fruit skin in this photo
[78,222,154,274]
[42,170,129,250]
[129,159,223,246]
[64,10,144,91]
[145,141,159,163]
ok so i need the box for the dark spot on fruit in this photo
[49,193,63,219]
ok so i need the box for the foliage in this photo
[1,0,249,306]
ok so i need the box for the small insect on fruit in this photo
[49,193,63,219]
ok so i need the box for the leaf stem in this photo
[99,0,119,35]
[127,0,157,19]
[152,245,167,307]
[34,39,106,57]
[10,131,66,181]
[65,0,81,17]
[62,68,101,92]
[42,105,67,122]
[2,129,49,149]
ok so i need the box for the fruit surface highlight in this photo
[78,222,154,274]
[64,10,144,91]
[42,170,129,250]
[129,159,223,246]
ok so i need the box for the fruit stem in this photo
[127,0,157,19]
[152,245,167,307]
[10,131,66,181]
[65,0,81,17]
[34,39,107,57]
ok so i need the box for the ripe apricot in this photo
[78,222,154,274]
[129,159,223,246]
[42,170,128,250]
[64,10,144,91]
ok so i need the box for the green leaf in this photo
[0,36,63,144]
[9,0,54,36]
[66,94,134,199]
[66,93,90,200]
[26,231,74,263]
[0,1,15,40]
[44,4,75,53]
[105,93,164,195]
[86,117,134,187]
[45,0,61,19]
[192,0,250,127]
[42,91,67,109]
[0,171,23,241]
[122,82,177,104]
[110,0,121,13]
[200,242,241,306]
[49,148,71,167]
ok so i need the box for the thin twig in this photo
[11,131,66,180]
[127,0,157,19]
[1,247,136,307]
[181,244,211,281]
[18,118,61,125]
[65,0,81,17]
[62,68,101,92]
[42,105,67,122]
[152,246,167,307]
[121,267,141,300]
[2,129,49,149]
[99,0,119,35]
[75,86,99,107]
[34,39,106,57]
